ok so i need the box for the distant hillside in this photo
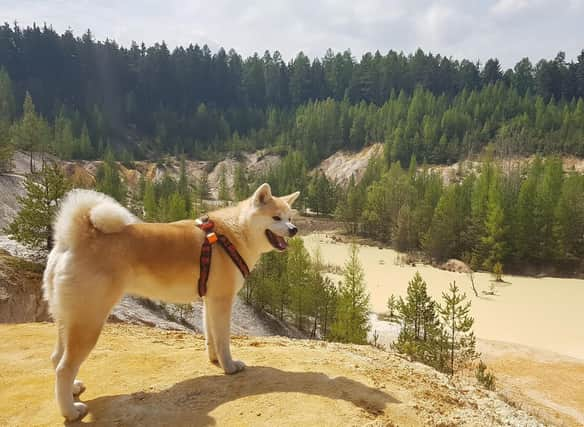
[59,149,281,198]
[2,24,584,167]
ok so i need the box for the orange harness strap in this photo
[195,216,250,297]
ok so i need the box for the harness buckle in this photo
[196,215,214,232]
[206,232,218,244]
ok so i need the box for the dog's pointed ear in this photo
[281,191,300,207]
[253,183,273,206]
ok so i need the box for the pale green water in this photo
[303,234,584,360]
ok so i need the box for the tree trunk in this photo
[47,233,53,251]
[311,316,317,338]
[468,272,479,297]
[451,311,455,375]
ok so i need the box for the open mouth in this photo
[265,229,288,251]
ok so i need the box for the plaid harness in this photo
[195,215,250,297]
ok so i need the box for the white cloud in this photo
[416,4,474,47]
[491,0,531,15]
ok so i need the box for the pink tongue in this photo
[277,236,287,249]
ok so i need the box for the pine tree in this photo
[439,282,478,375]
[287,238,312,330]
[386,294,398,320]
[78,123,93,159]
[0,119,13,172]
[393,204,416,251]
[393,272,444,369]
[0,68,15,171]
[233,162,249,201]
[143,180,157,221]
[515,157,543,262]
[476,360,496,390]
[166,191,188,221]
[0,67,15,122]
[95,148,126,203]
[307,172,336,216]
[217,165,230,201]
[470,158,498,267]
[198,171,210,202]
[307,174,321,215]
[6,162,70,250]
[53,111,76,160]
[480,184,506,271]
[537,157,563,261]
[178,155,192,216]
[312,275,338,339]
[492,262,504,282]
[10,92,50,172]
[337,175,364,234]
[423,186,459,261]
[553,174,584,263]
[330,243,370,344]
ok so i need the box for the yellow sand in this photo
[303,234,584,360]
[1,323,520,427]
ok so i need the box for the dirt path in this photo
[0,323,541,427]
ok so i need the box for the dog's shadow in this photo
[73,366,399,426]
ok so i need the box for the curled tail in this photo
[53,189,138,250]
[44,190,137,314]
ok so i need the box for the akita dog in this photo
[43,183,299,421]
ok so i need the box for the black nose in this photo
[288,225,298,237]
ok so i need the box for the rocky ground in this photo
[315,143,383,185]
[0,323,542,427]
[110,295,306,338]
[0,249,48,323]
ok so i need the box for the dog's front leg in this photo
[203,299,217,363]
[205,296,246,374]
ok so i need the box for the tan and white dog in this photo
[43,183,299,421]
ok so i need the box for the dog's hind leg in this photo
[56,319,105,421]
[50,324,64,369]
[205,295,245,374]
[54,284,122,422]
[51,323,86,398]
[203,300,218,363]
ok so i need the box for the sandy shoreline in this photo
[303,234,584,361]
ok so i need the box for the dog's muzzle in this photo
[287,223,298,237]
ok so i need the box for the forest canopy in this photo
[1,23,584,163]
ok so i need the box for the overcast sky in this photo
[3,0,583,67]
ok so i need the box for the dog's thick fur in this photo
[43,183,299,421]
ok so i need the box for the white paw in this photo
[64,402,88,422]
[224,360,246,375]
[73,379,86,396]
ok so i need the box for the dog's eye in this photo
[272,216,281,221]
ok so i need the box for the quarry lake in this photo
[303,233,584,360]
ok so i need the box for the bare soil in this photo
[478,340,584,427]
[0,323,541,427]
